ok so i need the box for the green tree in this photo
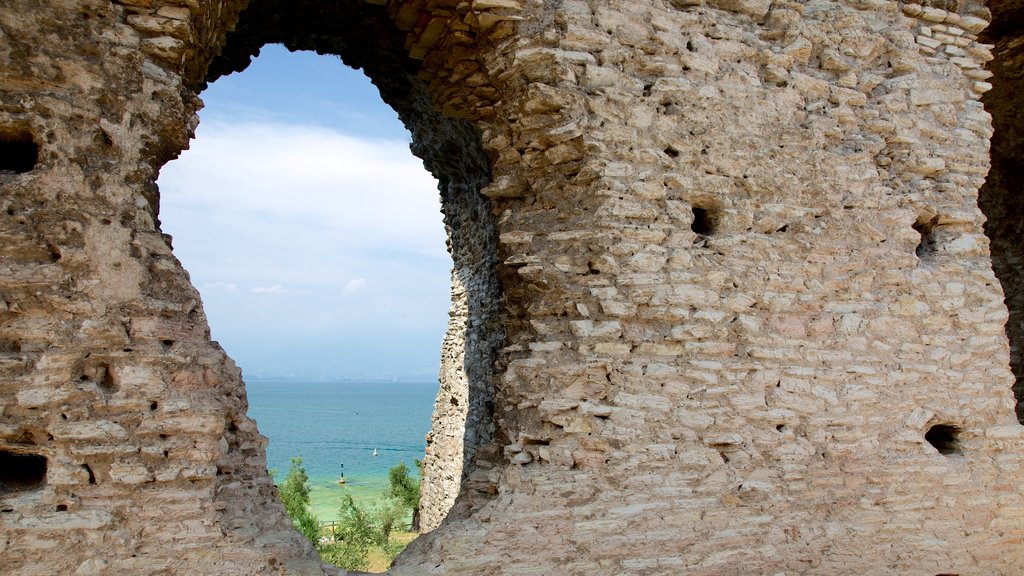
[278,457,321,546]
[385,460,421,531]
[322,493,375,571]
[374,500,406,543]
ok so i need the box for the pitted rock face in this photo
[1,1,1023,575]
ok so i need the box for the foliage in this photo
[385,461,420,510]
[374,500,407,543]
[274,457,423,572]
[385,460,421,531]
[277,457,320,546]
[322,480,417,571]
[320,539,370,573]
[321,494,381,571]
[337,494,380,546]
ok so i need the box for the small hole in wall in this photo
[98,364,118,393]
[913,215,939,261]
[55,504,68,512]
[82,463,96,484]
[925,424,962,455]
[663,146,679,158]
[691,206,715,236]
[0,450,47,492]
[0,131,39,174]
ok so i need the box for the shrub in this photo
[278,457,320,546]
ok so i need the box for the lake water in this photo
[245,379,437,520]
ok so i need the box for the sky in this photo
[157,45,451,381]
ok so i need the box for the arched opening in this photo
[158,44,450,570]
[979,2,1024,422]
[161,0,504,569]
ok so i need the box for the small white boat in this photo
[372,448,378,457]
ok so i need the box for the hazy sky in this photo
[157,45,451,381]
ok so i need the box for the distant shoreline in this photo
[245,376,440,384]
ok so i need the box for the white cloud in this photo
[251,284,286,294]
[202,281,238,292]
[342,278,366,294]
[159,119,447,258]
[156,117,453,378]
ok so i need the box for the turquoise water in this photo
[245,379,437,520]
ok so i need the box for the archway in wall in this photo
[158,44,451,546]
[185,0,505,548]
[979,1,1024,422]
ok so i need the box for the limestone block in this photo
[52,421,129,441]
[706,0,772,20]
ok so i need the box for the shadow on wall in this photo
[978,1,1024,422]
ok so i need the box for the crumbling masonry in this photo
[1,0,1023,574]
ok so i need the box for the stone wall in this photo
[0,2,318,574]
[1,0,1023,575]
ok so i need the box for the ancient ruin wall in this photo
[400,0,1024,573]
[0,2,318,574]
[2,0,1024,575]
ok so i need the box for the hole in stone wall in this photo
[0,130,39,174]
[159,41,495,569]
[912,215,938,261]
[0,450,47,492]
[925,424,961,455]
[98,364,117,393]
[691,206,715,236]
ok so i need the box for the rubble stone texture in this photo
[1,0,1022,574]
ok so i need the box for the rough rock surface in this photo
[1,0,1023,575]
